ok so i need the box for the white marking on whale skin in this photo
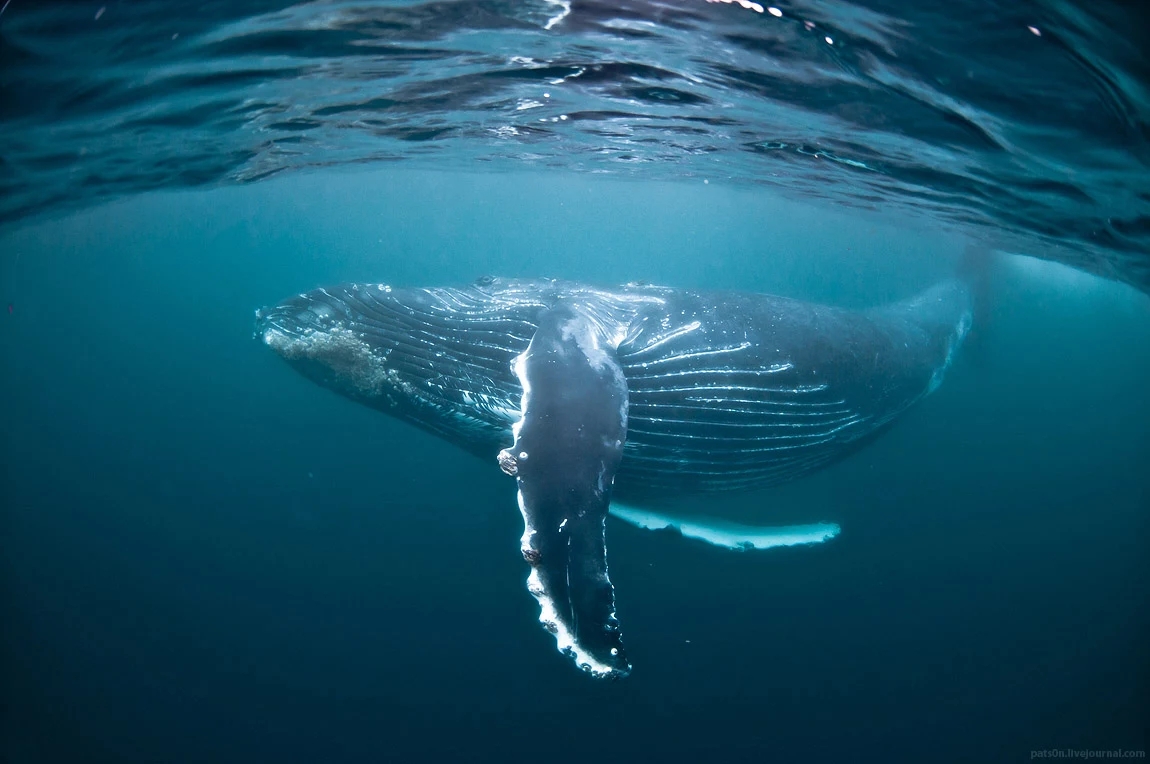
[555,313,630,425]
[510,350,531,443]
[526,566,619,678]
[925,309,973,396]
[262,324,412,397]
[627,366,795,382]
[460,390,519,424]
[610,504,840,551]
[630,343,753,368]
[518,484,620,678]
[561,316,612,371]
[640,382,830,395]
[517,490,535,553]
[681,397,848,408]
[560,290,651,351]
[628,412,863,432]
[629,321,702,356]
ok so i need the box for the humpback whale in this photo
[256,276,972,678]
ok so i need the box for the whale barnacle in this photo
[497,448,518,476]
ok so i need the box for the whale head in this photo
[255,279,551,448]
[256,284,415,407]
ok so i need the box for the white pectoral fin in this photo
[610,504,840,551]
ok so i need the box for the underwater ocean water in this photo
[1,1,1149,762]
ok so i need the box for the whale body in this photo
[257,276,972,677]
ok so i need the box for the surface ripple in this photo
[0,0,1147,287]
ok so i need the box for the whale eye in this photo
[475,275,495,286]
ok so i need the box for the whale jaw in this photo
[257,281,535,453]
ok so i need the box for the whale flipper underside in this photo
[499,303,631,678]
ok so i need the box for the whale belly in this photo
[613,289,965,497]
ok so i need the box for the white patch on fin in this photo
[525,565,620,678]
[610,504,840,551]
[510,350,530,442]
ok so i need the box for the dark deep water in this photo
[2,0,1150,761]
[1,172,1147,762]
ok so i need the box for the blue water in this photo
[2,170,1147,762]
[1,0,1148,287]
[1,1,1149,762]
